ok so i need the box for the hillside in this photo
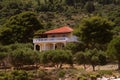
[0,1,120,80]
[0,0,120,27]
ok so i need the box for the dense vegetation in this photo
[0,0,120,80]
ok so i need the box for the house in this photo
[33,26,78,52]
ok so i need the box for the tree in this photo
[9,43,33,51]
[84,1,95,13]
[9,70,29,80]
[74,51,88,69]
[64,42,85,54]
[113,26,120,37]
[0,11,43,45]
[0,52,7,68]
[40,50,73,68]
[78,16,114,49]
[65,0,74,6]
[86,49,107,71]
[7,43,39,69]
[0,52,6,61]
[107,37,120,70]
[75,49,107,71]
[35,0,41,6]
[0,45,9,71]
[10,48,39,69]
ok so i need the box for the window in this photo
[52,35,55,37]
[63,34,66,37]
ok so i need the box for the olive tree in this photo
[40,50,73,68]
[0,11,43,45]
[107,37,120,70]
[10,48,36,68]
[86,49,107,71]
[74,51,88,69]
[77,16,114,50]
[8,43,40,69]
[64,42,85,54]
[0,45,9,70]
[75,49,107,71]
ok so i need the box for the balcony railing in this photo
[33,36,78,43]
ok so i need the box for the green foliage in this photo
[84,1,95,13]
[64,42,85,54]
[0,44,10,52]
[4,70,29,80]
[113,26,120,37]
[0,11,43,45]
[0,52,7,61]
[78,16,114,49]
[40,50,73,68]
[98,70,113,75]
[37,70,47,79]
[90,74,97,80]
[65,0,74,6]
[75,49,106,71]
[74,52,88,66]
[86,49,107,71]
[10,47,39,68]
[77,75,87,80]
[9,43,33,50]
[107,36,120,69]
[57,69,66,78]
[0,43,39,68]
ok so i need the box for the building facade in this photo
[33,26,78,52]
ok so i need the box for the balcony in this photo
[33,36,78,43]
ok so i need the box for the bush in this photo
[38,70,47,79]
[57,69,66,78]
[10,70,29,80]
[40,50,73,68]
[1,70,29,80]
[0,72,7,80]
[90,74,97,80]
[98,70,113,75]
[77,75,87,80]
[10,47,39,68]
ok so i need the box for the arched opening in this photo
[36,45,40,51]
[55,43,65,49]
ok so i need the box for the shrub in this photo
[90,74,97,80]
[40,50,73,68]
[77,75,87,80]
[57,69,66,78]
[38,70,47,79]
[98,70,113,75]
[10,70,29,80]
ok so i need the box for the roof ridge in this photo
[44,26,73,34]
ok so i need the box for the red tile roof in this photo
[44,26,73,34]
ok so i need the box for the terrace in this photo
[33,36,78,43]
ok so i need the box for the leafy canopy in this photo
[40,50,73,68]
[0,11,43,45]
[77,16,114,48]
[107,36,120,69]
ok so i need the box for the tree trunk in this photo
[59,63,62,69]
[83,64,86,70]
[91,43,96,49]
[35,63,38,73]
[3,61,6,73]
[56,64,59,68]
[92,65,95,71]
[118,60,120,70]
[70,63,74,68]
